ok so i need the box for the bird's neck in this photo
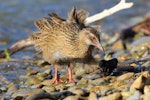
[75,37,89,58]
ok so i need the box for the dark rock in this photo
[99,58,118,76]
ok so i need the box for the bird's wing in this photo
[67,7,89,27]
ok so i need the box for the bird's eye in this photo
[91,37,95,40]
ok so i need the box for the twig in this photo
[85,0,134,24]
[0,38,33,58]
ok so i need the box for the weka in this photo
[30,7,104,84]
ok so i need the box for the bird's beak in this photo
[95,40,105,53]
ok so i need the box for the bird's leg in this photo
[52,65,63,84]
[68,64,74,83]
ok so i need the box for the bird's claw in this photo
[52,78,63,84]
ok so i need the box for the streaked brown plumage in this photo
[30,7,104,84]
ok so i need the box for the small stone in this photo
[90,78,108,86]
[55,84,67,92]
[0,86,7,92]
[63,95,79,100]
[117,73,134,81]
[26,76,42,85]
[74,67,86,75]
[89,85,111,95]
[126,91,141,100]
[71,89,85,96]
[88,92,97,100]
[12,88,44,98]
[130,72,150,94]
[42,86,56,93]
[6,84,19,95]
[40,79,52,86]
[44,69,52,74]
[77,78,88,85]
[65,82,76,87]
[0,89,2,94]
[27,70,38,75]
[13,96,23,100]
[144,85,150,94]
[100,92,122,100]
[112,40,124,51]
[36,72,48,80]
[121,92,132,100]
[143,92,150,100]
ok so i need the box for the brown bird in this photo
[30,7,104,84]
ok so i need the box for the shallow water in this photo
[0,0,150,84]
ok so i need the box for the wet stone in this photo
[0,89,2,94]
[90,78,109,86]
[63,95,79,100]
[89,86,112,95]
[40,79,52,86]
[36,72,48,80]
[88,92,97,100]
[100,92,122,100]
[12,88,45,98]
[5,84,19,95]
[71,89,86,96]
[130,71,150,94]
[44,69,52,74]
[42,86,56,93]
[126,91,141,100]
[83,74,100,80]
[144,92,150,100]
[121,92,132,100]
[0,86,7,92]
[112,40,124,51]
[117,72,134,81]
[77,78,88,85]
[144,85,150,94]
[74,67,86,75]
[27,70,38,75]
[26,76,42,85]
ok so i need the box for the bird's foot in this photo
[52,78,63,84]
[68,79,75,83]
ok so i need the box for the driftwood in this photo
[0,38,33,58]
[0,0,133,58]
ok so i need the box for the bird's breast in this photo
[53,51,70,62]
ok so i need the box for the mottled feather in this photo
[30,7,100,64]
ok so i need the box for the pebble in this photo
[77,78,88,85]
[144,85,150,94]
[130,71,150,94]
[100,92,122,100]
[143,92,150,100]
[42,86,56,93]
[40,79,52,86]
[74,67,86,75]
[12,88,45,98]
[71,89,86,96]
[126,91,141,100]
[26,76,42,85]
[27,70,38,75]
[5,84,19,95]
[112,40,124,51]
[130,75,145,94]
[88,92,97,100]
[63,95,79,100]
[90,78,108,86]
[36,72,48,80]
[117,72,134,81]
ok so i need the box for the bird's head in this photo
[80,27,105,53]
